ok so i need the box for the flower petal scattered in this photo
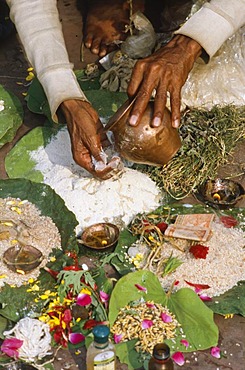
[220,215,238,228]
[184,280,210,290]
[1,338,23,359]
[141,319,153,329]
[69,332,85,344]
[135,284,147,293]
[114,333,123,344]
[199,293,212,301]
[211,346,221,358]
[161,312,172,323]
[189,244,209,259]
[180,339,189,348]
[172,351,185,366]
[76,293,92,306]
[100,291,109,303]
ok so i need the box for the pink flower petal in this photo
[69,332,85,344]
[172,351,185,366]
[76,293,92,306]
[100,291,109,303]
[161,312,173,323]
[180,339,189,348]
[141,319,153,329]
[114,333,123,344]
[199,293,212,301]
[146,302,156,309]
[211,346,221,359]
[135,284,147,293]
[1,338,23,359]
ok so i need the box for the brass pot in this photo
[105,99,181,166]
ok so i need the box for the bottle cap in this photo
[153,343,171,360]
[92,325,110,344]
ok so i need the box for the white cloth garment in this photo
[6,0,245,120]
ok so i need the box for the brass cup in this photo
[105,99,181,166]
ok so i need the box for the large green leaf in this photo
[165,288,219,352]
[109,270,166,325]
[5,126,60,181]
[109,270,218,369]
[0,178,78,250]
[0,85,23,147]
[115,340,142,370]
[205,281,245,316]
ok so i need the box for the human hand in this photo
[127,35,202,128]
[60,100,122,180]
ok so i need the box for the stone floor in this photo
[0,1,244,369]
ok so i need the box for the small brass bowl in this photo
[196,178,245,208]
[3,245,43,273]
[105,98,181,166]
[79,223,120,252]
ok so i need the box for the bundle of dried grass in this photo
[135,105,245,199]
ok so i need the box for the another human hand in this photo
[127,35,202,128]
[60,100,122,180]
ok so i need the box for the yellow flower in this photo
[0,274,7,279]
[26,284,40,293]
[10,206,22,214]
[39,314,49,323]
[49,256,56,262]
[80,287,91,295]
[28,278,35,284]
[40,294,50,300]
[26,71,35,81]
[224,313,234,319]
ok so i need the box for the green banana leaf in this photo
[0,85,23,147]
[5,126,60,181]
[109,270,218,369]
[205,281,245,316]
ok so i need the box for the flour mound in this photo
[30,128,161,234]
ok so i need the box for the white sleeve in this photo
[175,0,245,60]
[6,0,88,122]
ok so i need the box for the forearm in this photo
[175,0,245,61]
[6,0,88,121]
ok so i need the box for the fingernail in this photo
[129,115,139,126]
[173,119,180,128]
[153,117,161,127]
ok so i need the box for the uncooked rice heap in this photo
[128,219,245,297]
[30,128,161,235]
[0,197,62,287]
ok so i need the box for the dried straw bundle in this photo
[135,105,245,199]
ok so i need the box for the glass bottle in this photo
[148,343,174,370]
[86,325,116,370]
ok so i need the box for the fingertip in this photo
[152,117,161,127]
[172,119,180,128]
[128,114,139,126]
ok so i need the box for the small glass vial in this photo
[86,325,116,370]
[148,343,174,370]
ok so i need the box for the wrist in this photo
[168,34,202,62]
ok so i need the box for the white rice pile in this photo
[30,128,161,235]
[160,221,245,297]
